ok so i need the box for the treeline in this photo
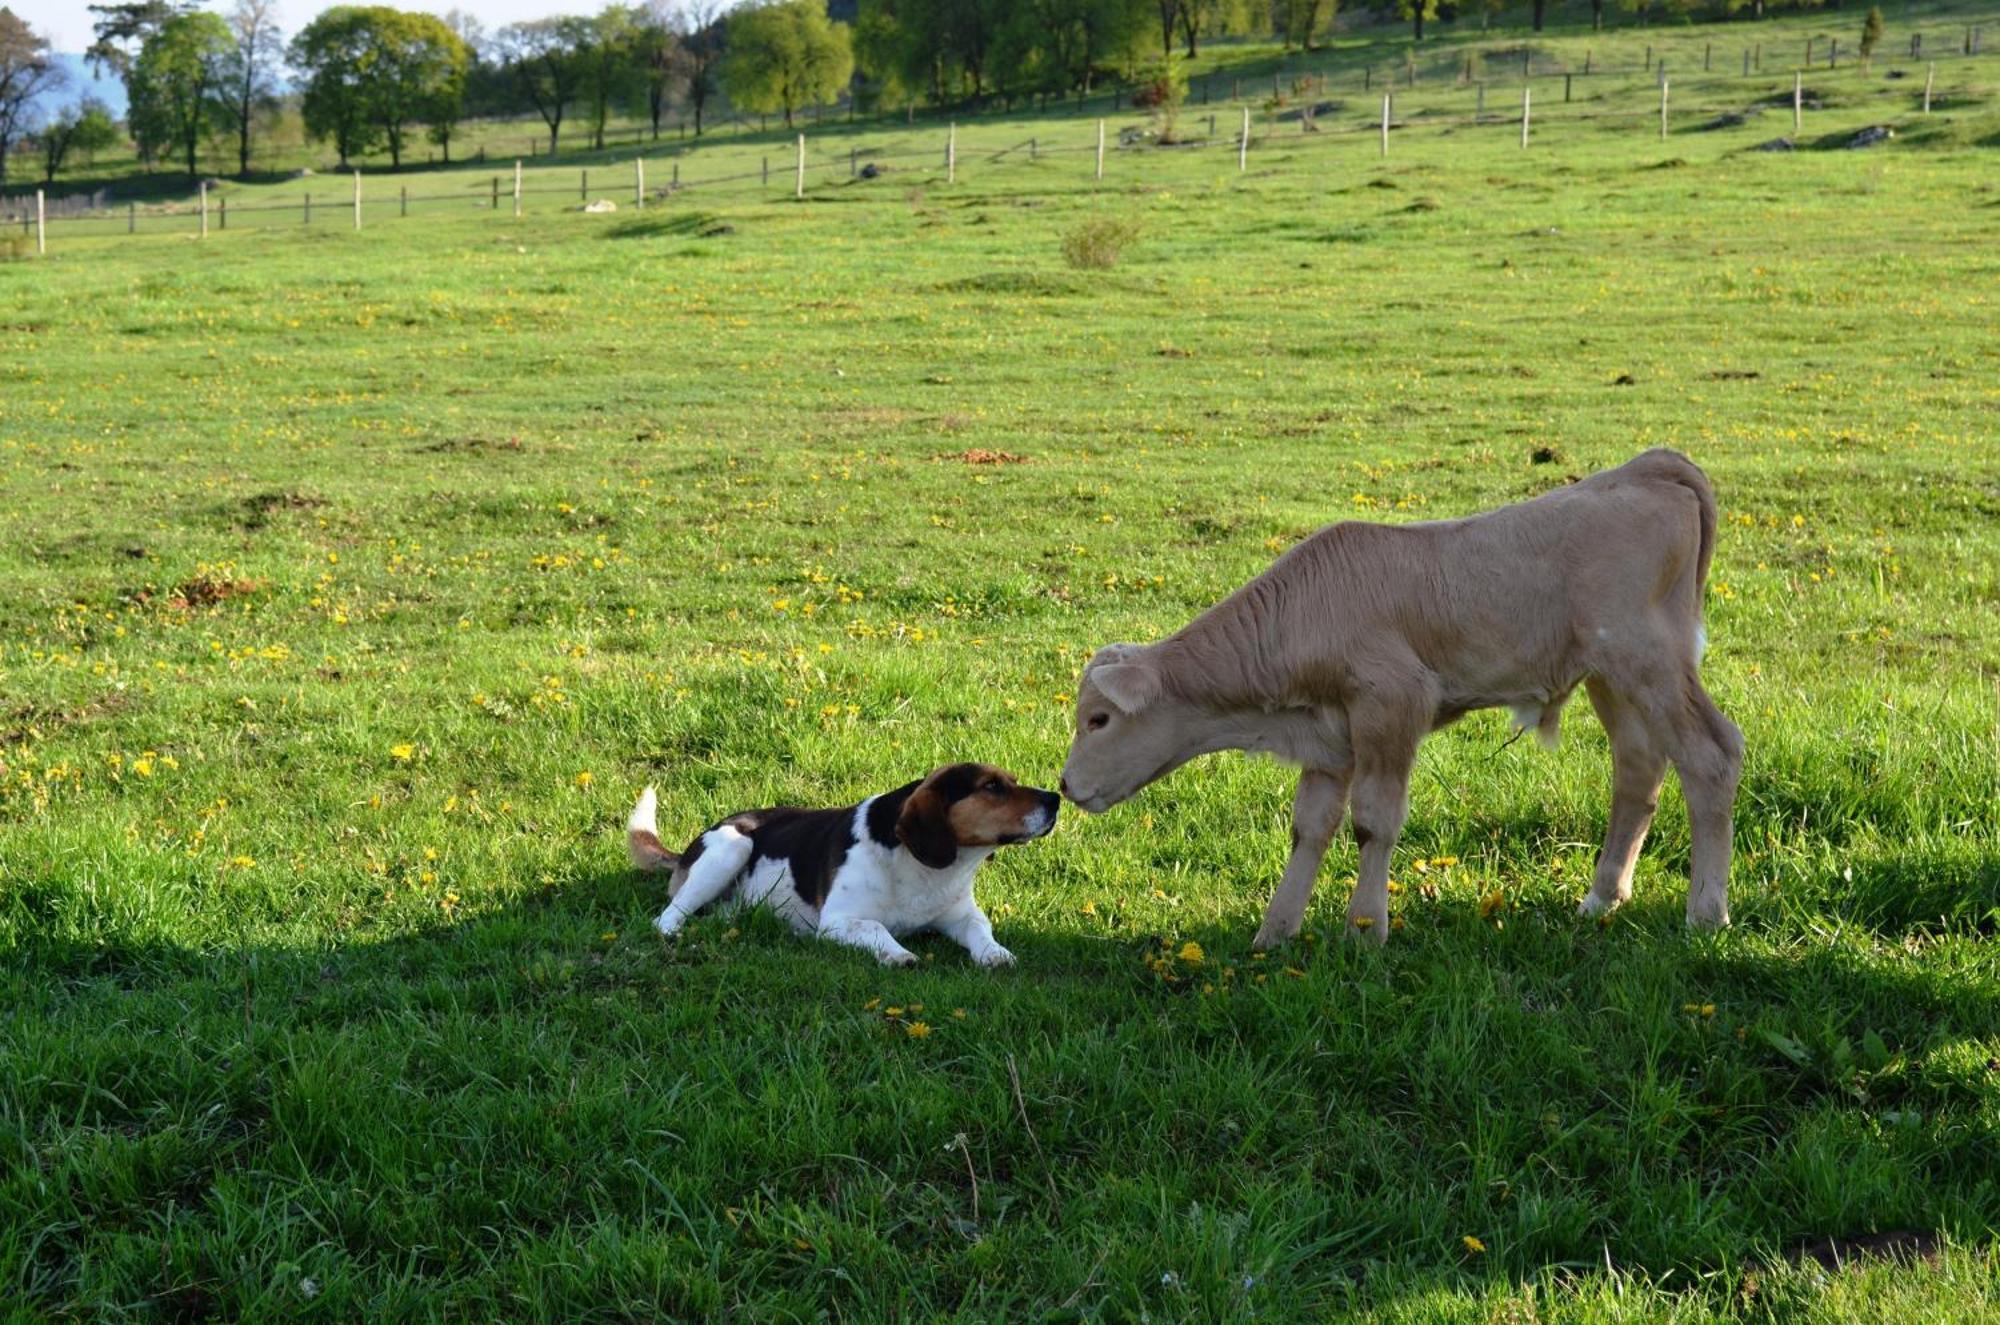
[0,0,1866,187]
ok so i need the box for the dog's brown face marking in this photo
[944,765,1057,846]
[897,762,1060,868]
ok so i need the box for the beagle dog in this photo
[627,763,1059,967]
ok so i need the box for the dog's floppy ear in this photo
[896,785,959,870]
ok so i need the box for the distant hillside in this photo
[34,55,130,120]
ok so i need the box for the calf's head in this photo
[1061,643,1209,813]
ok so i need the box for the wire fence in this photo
[4,24,1990,252]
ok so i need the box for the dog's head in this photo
[896,762,1061,870]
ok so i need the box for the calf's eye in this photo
[1086,713,1109,731]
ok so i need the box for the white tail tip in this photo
[628,785,658,835]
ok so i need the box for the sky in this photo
[10,1,639,54]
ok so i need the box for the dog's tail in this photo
[627,786,679,872]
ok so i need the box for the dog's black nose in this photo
[1040,789,1062,817]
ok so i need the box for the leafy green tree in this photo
[632,2,680,140]
[498,17,590,154]
[669,1,727,135]
[1275,0,1334,51]
[128,10,231,179]
[73,97,123,167]
[219,0,282,177]
[290,8,382,168]
[724,0,854,128]
[0,6,64,186]
[1399,0,1438,42]
[578,5,644,151]
[1860,6,1884,64]
[369,9,469,169]
[85,1,191,80]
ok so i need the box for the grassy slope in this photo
[3,10,1998,1321]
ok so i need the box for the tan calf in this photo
[1059,449,1744,945]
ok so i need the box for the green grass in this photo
[3,8,1998,1319]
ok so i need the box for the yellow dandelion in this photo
[863,997,882,1011]
[1463,1235,1486,1255]
[951,1008,967,1019]
[1079,901,1098,917]
[1352,915,1374,930]
[904,1021,932,1038]
[1178,940,1205,965]
[1478,889,1506,919]
[885,1006,904,1018]
[390,743,416,761]
[574,771,594,788]
[229,855,256,869]
[601,932,617,942]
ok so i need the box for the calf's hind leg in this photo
[1612,664,1744,929]
[1252,765,1352,951]
[1579,676,1668,919]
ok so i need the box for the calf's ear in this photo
[896,787,959,869]
[1091,660,1160,715]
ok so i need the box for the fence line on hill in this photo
[6,42,1992,252]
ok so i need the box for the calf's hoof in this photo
[1252,917,1300,951]
[1577,890,1625,920]
[1345,914,1389,946]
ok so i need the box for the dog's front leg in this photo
[819,917,921,967]
[933,899,1014,968]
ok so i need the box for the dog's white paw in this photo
[654,909,686,938]
[878,948,920,968]
[975,945,1016,969]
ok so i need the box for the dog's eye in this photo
[982,780,1007,795]
[1086,713,1110,731]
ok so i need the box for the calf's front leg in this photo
[1252,766,1351,950]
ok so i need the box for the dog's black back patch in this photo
[686,807,851,910]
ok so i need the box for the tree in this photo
[498,17,590,154]
[669,1,726,135]
[724,0,854,128]
[290,7,381,168]
[0,6,63,186]
[1275,0,1334,51]
[73,98,122,167]
[1860,5,1883,66]
[85,1,191,80]
[1399,0,1438,42]
[219,0,282,177]
[577,5,643,151]
[633,1,681,140]
[369,9,468,169]
[127,10,231,179]
[38,101,82,180]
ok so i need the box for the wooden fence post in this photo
[198,181,207,238]
[580,168,587,201]
[1705,42,1712,71]
[762,157,769,187]
[795,133,804,199]
[399,185,407,218]
[635,157,644,207]
[1793,71,1802,137]
[1477,82,1485,121]
[514,160,522,217]
[1520,86,1531,148]
[352,171,361,230]
[1381,94,1390,156]
[1924,63,1934,113]
[35,188,44,254]
[1660,76,1669,139]
[1564,73,1572,102]
[490,176,498,209]
[1096,119,1105,180]
[304,192,311,225]
[127,201,135,235]
[1238,104,1249,171]
[947,122,956,183]
[220,196,226,230]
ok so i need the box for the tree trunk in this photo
[1414,9,1425,41]
[1593,0,1604,29]
[185,131,198,180]
[238,115,250,177]
[1533,0,1546,31]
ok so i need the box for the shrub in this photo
[1061,216,1141,270]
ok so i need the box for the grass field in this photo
[4,7,1999,1320]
